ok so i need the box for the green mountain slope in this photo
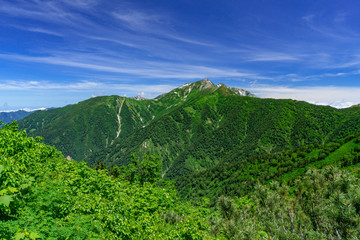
[175,134,360,203]
[18,79,249,163]
[19,79,360,179]
[86,92,360,179]
[18,94,185,161]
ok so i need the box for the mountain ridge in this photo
[18,79,360,179]
[0,108,48,124]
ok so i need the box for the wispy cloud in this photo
[0,53,265,80]
[0,1,74,24]
[302,12,360,41]
[113,10,162,31]
[112,8,214,47]
[244,51,301,62]
[9,24,63,37]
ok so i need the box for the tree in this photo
[122,153,161,185]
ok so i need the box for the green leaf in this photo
[7,187,18,193]
[0,195,13,207]
[0,164,4,173]
[29,232,41,239]
[14,232,25,240]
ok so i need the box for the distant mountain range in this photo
[0,108,47,124]
[18,79,360,179]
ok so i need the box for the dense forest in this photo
[2,121,360,239]
[176,135,360,203]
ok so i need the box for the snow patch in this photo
[199,79,214,90]
[137,113,143,122]
[116,98,125,138]
[179,83,191,89]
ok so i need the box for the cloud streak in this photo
[0,53,264,80]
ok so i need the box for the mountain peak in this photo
[156,79,254,100]
[178,79,215,90]
[130,95,148,100]
[216,83,255,97]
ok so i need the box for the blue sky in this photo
[1,0,360,110]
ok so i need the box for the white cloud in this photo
[0,108,46,113]
[248,85,360,108]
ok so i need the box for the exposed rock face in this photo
[130,95,148,100]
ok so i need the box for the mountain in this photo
[19,79,360,179]
[0,109,36,124]
[130,95,148,100]
[19,95,171,161]
[18,79,249,162]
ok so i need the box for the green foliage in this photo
[2,120,360,239]
[0,122,213,239]
[211,167,360,239]
[123,153,161,185]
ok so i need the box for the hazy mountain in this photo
[0,108,46,124]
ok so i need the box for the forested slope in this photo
[19,79,360,180]
[18,95,179,161]
[175,134,360,203]
[87,94,360,179]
